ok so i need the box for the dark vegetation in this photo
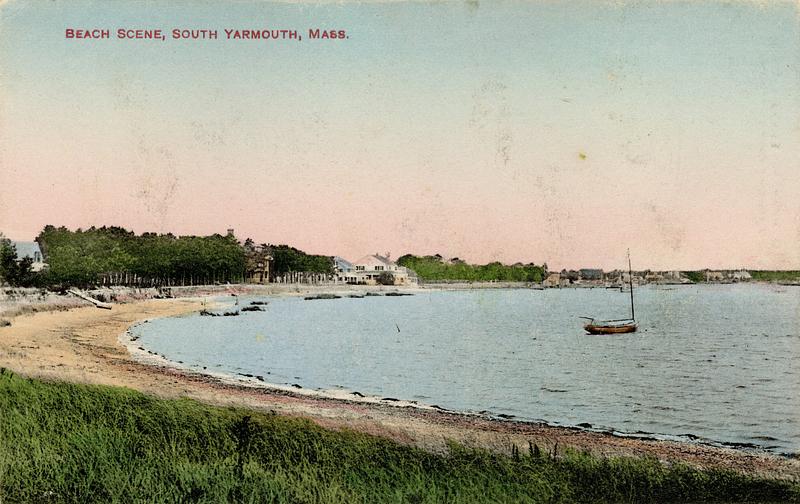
[397,254,546,283]
[681,271,800,284]
[0,235,36,287]
[682,271,706,283]
[35,226,245,287]
[269,244,334,277]
[1,370,797,503]
[0,226,333,289]
[749,271,800,282]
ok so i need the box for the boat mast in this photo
[628,249,635,320]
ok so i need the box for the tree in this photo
[14,257,35,287]
[0,234,35,287]
[0,234,18,285]
[396,253,545,283]
[270,245,334,277]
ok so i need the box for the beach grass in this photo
[0,369,797,503]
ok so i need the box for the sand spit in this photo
[0,296,798,482]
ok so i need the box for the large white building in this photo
[339,254,418,286]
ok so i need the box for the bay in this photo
[131,284,800,454]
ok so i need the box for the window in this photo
[375,266,384,271]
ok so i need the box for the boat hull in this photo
[583,323,637,334]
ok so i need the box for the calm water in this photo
[132,285,800,454]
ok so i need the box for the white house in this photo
[333,256,353,276]
[341,254,418,286]
[542,272,560,288]
[730,270,752,282]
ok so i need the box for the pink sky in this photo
[1,1,799,270]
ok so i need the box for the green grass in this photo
[0,369,797,503]
[681,271,800,283]
[682,271,706,283]
[749,271,800,282]
[397,255,545,283]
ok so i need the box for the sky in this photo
[1,0,798,270]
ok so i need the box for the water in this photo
[131,284,800,454]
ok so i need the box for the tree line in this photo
[268,244,334,277]
[396,254,545,283]
[34,226,246,288]
[0,226,336,289]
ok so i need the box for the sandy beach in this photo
[1,295,798,482]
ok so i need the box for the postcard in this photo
[1,1,798,501]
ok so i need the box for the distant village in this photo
[0,226,788,288]
[245,241,419,287]
[541,268,752,288]
[3,230,770,290]
[235,234,761,288]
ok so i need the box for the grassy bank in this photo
[749,271,800,282]
[682,271,706,283]
[0,370,797,503]
[397,255,545,283]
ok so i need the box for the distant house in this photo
[561,269,579,283]
[579,268,603,282]
[542,272,561,288]
[343,254,418,286]
[730,270,752,282]
[705,270,724,282]
[333,256,353,279]
[12,241,47,272]
[645,271,664,283]
[244,244,273,284]
[616,271,636,285]
[333,256,353,273]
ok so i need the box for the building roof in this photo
[12,241,43,261]
[353,254,395,268]
[333,256,353,271]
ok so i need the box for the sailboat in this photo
[581,250,637,334]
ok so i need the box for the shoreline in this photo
[121,310,790,458]
[1,295,798,482]
[0,280,790,321]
